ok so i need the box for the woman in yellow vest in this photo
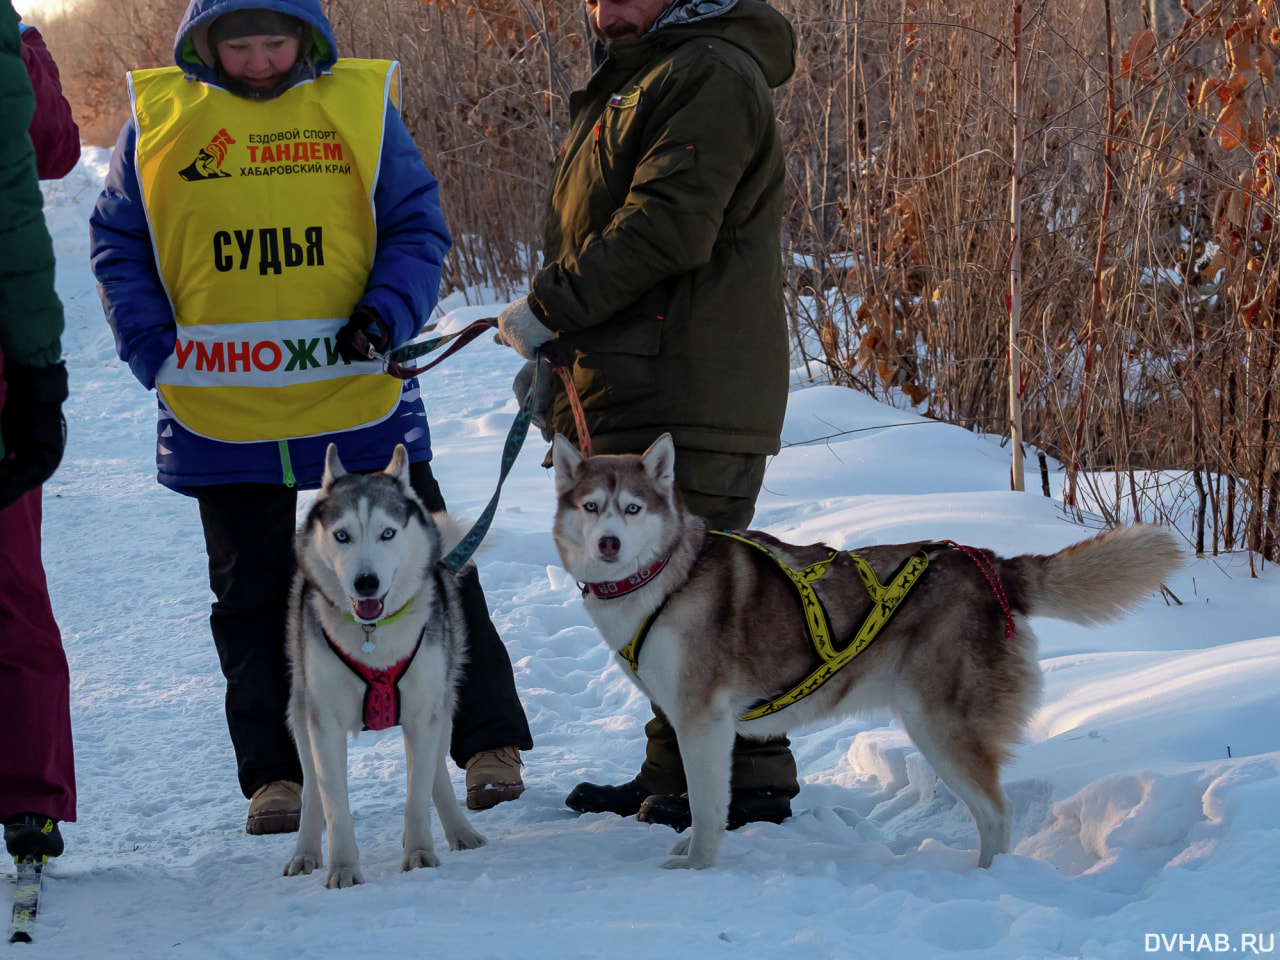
[90,0,532,834]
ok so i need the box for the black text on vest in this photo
[212,227,325,276]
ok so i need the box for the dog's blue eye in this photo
[381,528,396,541]
[625,504,641,515]
[584,502,598,513]
[334,530,350,543]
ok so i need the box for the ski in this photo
[8,856,44,944]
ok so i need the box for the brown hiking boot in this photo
[245,780,302,835]
[464,747,525,810]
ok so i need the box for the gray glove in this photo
[497,297,554,360]
[513,358,555,441]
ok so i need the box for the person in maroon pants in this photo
[1,1,78,860]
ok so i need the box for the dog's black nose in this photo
[598,536,620,560]
[354,573,380,597]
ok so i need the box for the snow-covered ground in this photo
[10,150,1280,958]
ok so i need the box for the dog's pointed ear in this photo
[552,433,583,495]
[641,433,676,497]
[322,443,346,490]
[384,444,410,486]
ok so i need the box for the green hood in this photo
[605,0,796,88]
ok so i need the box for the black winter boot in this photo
[565,778,651,817]
[636,789,792,832]
[4,813,64,859]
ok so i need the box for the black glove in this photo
[335,307,391,363]
[512,357,555,442]
[0,361,68,512]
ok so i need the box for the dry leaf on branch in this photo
[1259,47,1275,83]
[819,318,842,370]
[1216,99,1248,150]
[1122,30,1157,80]
[1225,23,1254,75]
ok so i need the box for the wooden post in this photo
[1009,0,1026,491]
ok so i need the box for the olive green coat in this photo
[529,0,795,456]
[0,1,64,461]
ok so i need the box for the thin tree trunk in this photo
[1117,349,1140,520]
[1066,0,1117,509]
[1226,364,1239,551]
[1008,0,1026,491]
[1186,292,1205,553]
[1261,336,1280,561]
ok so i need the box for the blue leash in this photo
[437,352,541,574]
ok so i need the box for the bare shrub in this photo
[37,0,1280,562]
[36,0,176,148]
[320,0,590,295]
[776,0,1280,563]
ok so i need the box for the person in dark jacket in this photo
[17,12,80,180]
[90,0,532,834]
[496,0,800,830]
[1,0,75,860]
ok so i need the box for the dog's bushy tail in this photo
[1013,525,1183,626]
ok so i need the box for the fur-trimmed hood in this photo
[173,0,337,82]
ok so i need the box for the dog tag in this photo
[361,640,376,654]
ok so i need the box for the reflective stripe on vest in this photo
[130,60,404,442]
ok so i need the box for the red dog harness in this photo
[323,628,425,731]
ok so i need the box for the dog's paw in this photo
[401,848,440,872]
[324,865,364,889]
[448,827,489,852]
[283,852,321,877]
[664,837,715,870]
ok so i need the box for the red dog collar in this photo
[583,557,668,599]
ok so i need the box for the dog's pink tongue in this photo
[354,598,385,622]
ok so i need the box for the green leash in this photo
[437,349,541,574]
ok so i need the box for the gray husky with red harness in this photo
[283,443,486,889]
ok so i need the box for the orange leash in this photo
[541,341,594,458]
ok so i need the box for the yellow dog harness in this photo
[615,532,943,722]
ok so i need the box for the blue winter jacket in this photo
[89,0,451,494]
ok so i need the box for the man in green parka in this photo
[497,0,800,830]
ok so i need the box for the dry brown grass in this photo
[40,0,1280,562]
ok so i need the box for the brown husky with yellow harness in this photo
[551,433,1183,870]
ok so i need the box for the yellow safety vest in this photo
[130,60,404,443]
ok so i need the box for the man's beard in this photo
[592,21,643,43]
